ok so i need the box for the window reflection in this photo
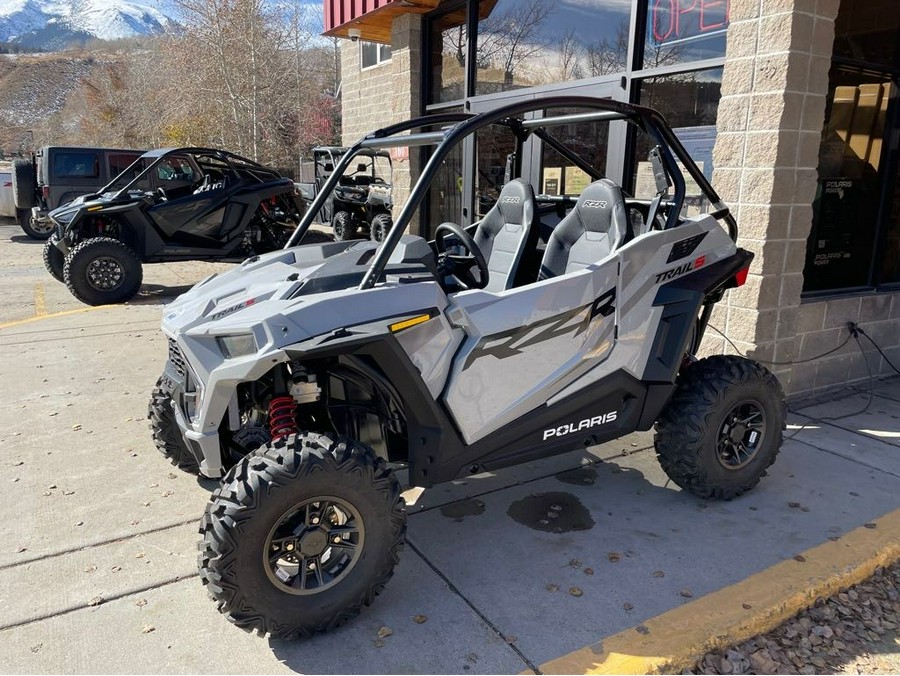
[429,7,468,103]
[475,125,517,218]
[474,0,632,96]
[539,108,610,196]
[632,69,723,217]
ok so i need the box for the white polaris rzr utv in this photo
[150,96,785,638]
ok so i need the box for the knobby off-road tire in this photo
[63,237,143,305]
[199,432,406,639]
[11,158,35,209]
[654,355,785,500]
[148,376,199,474]
[331,210,356,241]
[43,236,65,282]
[370,212,391,243]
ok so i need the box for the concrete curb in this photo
[538,508,900,675]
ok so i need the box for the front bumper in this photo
[164,339,227,479]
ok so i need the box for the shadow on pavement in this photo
[127,283,196,304]
[9,234,45,245]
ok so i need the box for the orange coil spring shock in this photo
[268,396,298,440]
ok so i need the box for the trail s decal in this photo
[654,255,706,284]
[543,411,618,441]
[462,287,616,369]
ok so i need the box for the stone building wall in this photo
[340,14,422,230]
[705,0,899,397]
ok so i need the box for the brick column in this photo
[340,14,422,231]
[707,0,840,394]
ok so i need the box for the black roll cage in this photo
[102,147,282,200]
[285,96,737,289]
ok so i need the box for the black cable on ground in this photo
[856,326,900,376]
[707,323,883,440]
[707,324,853,366]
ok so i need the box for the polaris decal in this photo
[654,256,705,284]
[462,288,616,369]
[543,411,618,441]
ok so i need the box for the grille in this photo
[167,338,187,379]
[667,233,707,263]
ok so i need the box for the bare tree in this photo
[558,27,584,81]
[478,0,552,87]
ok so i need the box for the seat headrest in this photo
[494,179,533,225]
[572,179,627,234]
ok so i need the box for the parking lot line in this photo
[0,305,113,330]
[538,508,900,675]
[33,282,46,317]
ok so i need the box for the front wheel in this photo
[654,355,785,500]
[199,433,406,638]
[63,237,143,305]
[369,212,391,243]
[43,236,65,282]
[148,376,199,474]
[331,211,356,242]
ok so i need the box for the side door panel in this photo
[442,260,619,444]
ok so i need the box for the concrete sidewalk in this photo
[0,221,898,674]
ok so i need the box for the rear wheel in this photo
[199,432,406,638]
[654,355,785,500]
[43,236,65,282]
[148,376,199,474]
[63,237,143,305]
[332,211,356,241]
[369,213,391,243]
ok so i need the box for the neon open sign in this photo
[650,0,730,46]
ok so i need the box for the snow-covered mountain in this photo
[0,0,177,50]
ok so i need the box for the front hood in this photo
[162,239,373,340]
[162,234,440,350]
[49,191,138,224]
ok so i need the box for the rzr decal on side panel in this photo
[462,287,616,369]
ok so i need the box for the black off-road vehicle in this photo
[152,97,785,639]
[297,147,393,242]
[44,147,304,305]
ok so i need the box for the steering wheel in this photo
[434,222,489,290]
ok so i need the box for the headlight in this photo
[217,334,257,359]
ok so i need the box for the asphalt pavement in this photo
[0,221,897,674]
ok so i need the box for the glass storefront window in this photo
[474,0,632,97]
[833,0,900,70]
[475,126,517,218]
[803,70,893,292]
[643,0,729,70]
[538,108,610,196]
[631,69,722,216]
[880,164,900,284]
[428,6,469,104]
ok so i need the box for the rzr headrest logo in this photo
[502,196,521,204]
[655,256,706,284]
[583,200,608,209]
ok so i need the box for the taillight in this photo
[734,266,750,287]
[42,185,49,199]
